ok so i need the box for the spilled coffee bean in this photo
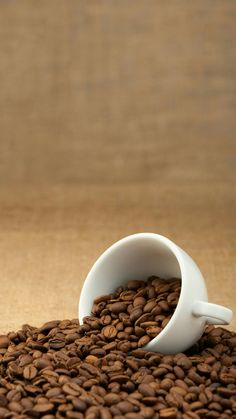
[0,275,235,418]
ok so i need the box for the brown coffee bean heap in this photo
[0,280,235,418]
[86,277,181,350]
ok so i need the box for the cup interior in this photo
[79,234,182,322]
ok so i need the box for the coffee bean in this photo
[116,400,135,413]
[0,407,9,417]
[90,348,106,357]
[94,295,112,304]
[127,280,143,290]
[146,326,162,338]
[160,407,178,418]
[126,414,143,419]
[130,308,143,323]
[0,394,7,408]
[49,337,66,349]
[140,321,157,328]
[32,403,54,413]
[134,326,146,337]
[6,390,21,402]
[104,393,121,406]
[21,398,34,409]
[0,336,9,349]
[39,320,60,334]
[133,297,146,307]
[8,401,22,413]
[109,302,127,314]
[188,370,204,384]
[140,406,155,418]
[138,383,155,397]
[120,290,136,301]
[159,300,170,312]
[174,365,185,379]
[66,411,84,419]
[162,317,171,328]
[46,387,62,398]
[100,407,112,419]
[171,386,187,396]
[143,300,156,313]
[62,382,82,396]
[69,401,85,415]
[197,362,212,374]
[135,313,152,326]
[117,331,129,340]
[110,374,129,384]
[23,365,38,380]
[102,325,117,340]
[138,335,150,347]
[228,336,236,348]
[160,378,174,390]
[142,396,157,406]
[177,356,192,370]
[117,340,131,352]
[151,305,162,316]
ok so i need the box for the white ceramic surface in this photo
[78,233,233,354]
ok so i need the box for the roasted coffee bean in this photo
[0,407,9,417]
[39,320,60,334]
[127,280,143,290]
[102,325,117,340]
[8,401,23,413]
[160,407,178,418]
[139,321,156,328]
[133,296,146,307]
[160,378,175,390]
[138,335,150,347]
[177,356,192,370]
[32,403,54,413]
[174,365,185,379]
[138,383,155,397]
[100,407,112,419]
[116,400,135,413]
[109,302,127,314]
[135,313,152,326]
[120,290,136,301]
[62,382,81,396]
[0,336,9,348]
[49,337,66,349]
[94,295,112,304]
[134,326,146,337]
[146,326,162,338]
[143,300,157,313]
[104,393,121,406]
[23,364,38,380]
[130,308,143,323]
[151,305,162,316]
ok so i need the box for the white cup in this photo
[78,233,233,354]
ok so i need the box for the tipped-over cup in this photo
[78,233,233,354]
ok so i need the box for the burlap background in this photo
[0,1,235,333]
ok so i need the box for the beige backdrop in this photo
[0,1,235,333]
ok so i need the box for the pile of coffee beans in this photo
[88,277,181,350]
[0,277,235,419]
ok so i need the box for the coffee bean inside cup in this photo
[85,276,181,349]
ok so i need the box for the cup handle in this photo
[192,301,233,325]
